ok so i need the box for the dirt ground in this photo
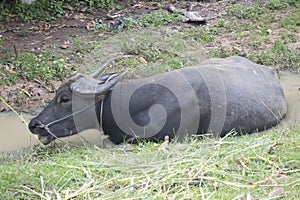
[0,0,273,113]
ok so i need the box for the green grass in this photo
[280,10,300,31]
[0,1,300,198]
[208,42,300,71]
[184,27,218,45]
[205,0,300,71]
[0,36,3,49]
[226,4,266,20]
[0,51,68,86]
[0,0,298,84]
[91,10,181,32]
[82,0,299,76]
[1,126,299,199]
[83,0,120,9]
[139,10,182,27]
[78,27,205,77]
[2,0,297,87]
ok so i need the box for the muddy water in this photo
[0,72,299,152]
[280,71,300,126]
[0,113,107,152]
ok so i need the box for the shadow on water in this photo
[0,71,299,152]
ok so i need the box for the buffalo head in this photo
[28,57,127,145]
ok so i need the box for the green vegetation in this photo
[0,1,299,199]
[204,0,300,71]
[0,0,65,22]
[0,0,180,23]
[1,126,299,199]
[280,10,300,30]
[226,4,265,20]
[139,10,182,27]
[83,0,120,9]
[0,51,67,86]
[0,0,120,22]
[184,27,218,45]
[91,10,181,32]
[79,27,205,77]
[80,0,299,76]
[0,0,298,84]
[266,0,300,9]
[0,36,3,49]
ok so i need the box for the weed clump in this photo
[139,10,182,27]
[0,0,120,22]
[0,51,67,86]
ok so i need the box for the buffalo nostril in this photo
[28,118,42,132]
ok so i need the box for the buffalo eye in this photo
[57,95,71,104]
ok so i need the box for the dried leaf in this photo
[44,36,53,40]
[139,57,147,64]
[60,45,69,49]
[268,187,285,198]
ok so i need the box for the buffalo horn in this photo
[91,55,131,78]
[71,71,127,96]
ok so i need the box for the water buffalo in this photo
[28,56,286,145]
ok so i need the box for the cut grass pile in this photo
[1,126,299,199]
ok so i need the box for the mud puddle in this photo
[0,71,299,152]
[280,71,300,126]
[0,112,107,152]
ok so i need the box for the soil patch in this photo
[0,0,231,112]
[0,0,298,112]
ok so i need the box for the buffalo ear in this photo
[70,72,127,96]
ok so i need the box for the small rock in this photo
[267,29,272,34]
[246,191,252,200]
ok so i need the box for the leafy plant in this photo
[226,4,265,20]
[280,31,297,44]
[0,3,11,21]
[266,0,289,10]
[139,10,181,27]
[209,46,237,58]
[115,58,143,71]
[185,27,218,44]
[0,51,68,86]
[13,0,64,22]
[73,37,96,54]
[84,0,120,9]
[271,41,300,69]
[125,42,163,62]
[0,37,3,49]
[280,10,300,31]
[266,0,300,9]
